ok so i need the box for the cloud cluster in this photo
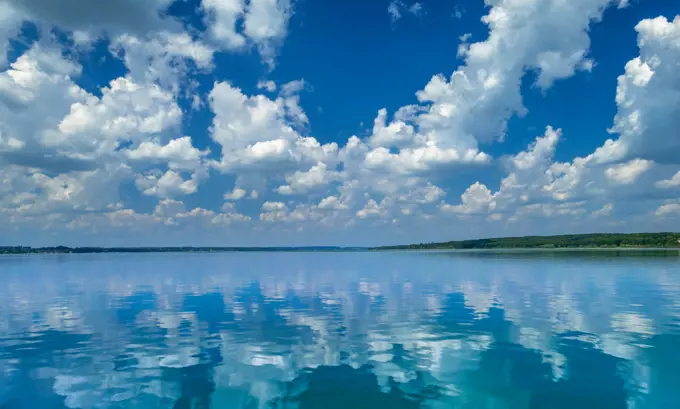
[443,15,680,230]
[0,0,679,245]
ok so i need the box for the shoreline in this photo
[2,246,680,256]
[3,233,679,255]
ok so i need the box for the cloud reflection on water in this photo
[1,252,679,408]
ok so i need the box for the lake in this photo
[1,251,680,408]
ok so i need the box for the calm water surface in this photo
[1,251,680,408]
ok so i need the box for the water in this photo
[1,251,680,409]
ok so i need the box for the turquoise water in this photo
[1,251,680,408]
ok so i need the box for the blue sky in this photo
[0,0,679,247]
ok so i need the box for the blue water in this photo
[1,251,680,408]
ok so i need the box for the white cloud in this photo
[0,0,300,238]
[276,162,336,195]
[224,187,248,200]
[207,81,340,211]
[125,137,206,170]
[262,201,286,211]
[656,171,680,189]
[280,79,307,96]
[605,159,653,185]
[441,182,495,215]
[357,199,388,219]
[318,196,348,210]
[260,201,291,222]
[257,79,277,92]
[0,41,214,226]
[362,144,490,174]
[368,108,416,149]
[510,127,560,171]
[56,77,182,155]
[244,0,292,67]
[202,0,292,67]
[603,16,680,164]
[656,201,680,217]
[202,0,248,50]
[398,184,445,204]
[212,211,251,225]
[327,0,619,226]
[109,32,214,91]
[136,169,205,198]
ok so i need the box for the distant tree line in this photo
[374,233,680,250]
[3,233,679,254]
[0,246,358,254]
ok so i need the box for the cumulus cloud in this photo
[441,182,495,215]
[224,187,248,200]
[435,12,680,231]
[125,137,207,170]
[208,81,337,173]
[136,169,205,198]
[604,159,653,185]
[598,16,680,164]
[202,0,292,67]
[276,162,336,195]
[318,196,348,211]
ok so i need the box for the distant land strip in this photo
[0,246,365,254]
[1,233,680,254]
[374,232,680,250]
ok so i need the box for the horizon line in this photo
[2,231,679,251]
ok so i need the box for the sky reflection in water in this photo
[1,251,680,408]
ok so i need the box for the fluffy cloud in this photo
[208,81,337,172]
[202,0,292,66]
[56,77,182,152]
[0,43,212,228]
[440,182,496,215]
[135,169,206,198]
[110,32,215,90]
[410,0,615,151]
[357,199,390,219]
[125,137,207,170]
[604,159,653,185]
[601,16,680,164]
[224,187,248,200]
[318,196,348,211]
[276,162,337,195]
[438,12,680,230]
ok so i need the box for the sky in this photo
[0,0,679,247]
